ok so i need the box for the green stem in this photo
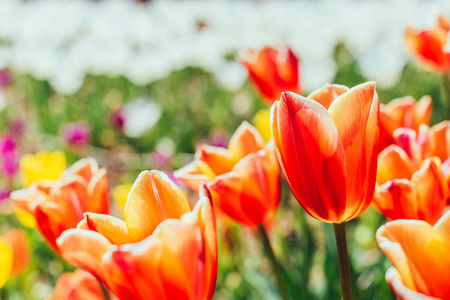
[97,279,111,300]
[333,222,353,300]
[257,225,289,300]
[442,72,450,119]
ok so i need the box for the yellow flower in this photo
[112,183,134,212]
[253,109,271,142]
[0,237,13,288]
[20,151,66,187]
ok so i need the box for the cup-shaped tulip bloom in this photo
[406,15,450,73]
[377,211,450,299]
[174,122,280,227]
[57,170,217,300]
[241,46,300,105]
[379,96,432,152]
[420,121,450,163]
[10,157,109,251]
[49,270,112,300]
[0,229,30,288]
[373,155,447,225]
[271,82,379,223]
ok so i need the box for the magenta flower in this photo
[60,122,91,148]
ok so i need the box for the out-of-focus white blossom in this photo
[0,0,449,94]
[123,98,162,138]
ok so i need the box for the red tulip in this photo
[405,15,450,73]
[379,95,432,152]
[57,170,217,300]
[10,157,109,251]
[241,46,300,105]
[271,82,379,222]
[174,122,280,227]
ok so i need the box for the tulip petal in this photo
[385,267,439,300]
[64,157,99,182]
[271,92,346,222]
[373,180,417,221]
[307,83,349,109]
[228,121,265,162]
[50,270,108,300]
[328,81,379,219]
[377,219,450,298]
[57,229,112,284]
[377,145,416,185]
[84,213,136,245]
[173,160,216,192]
[196,145,234,176]
[124,170,191,241]
[87,168,110,215]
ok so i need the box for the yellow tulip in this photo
[20,151,66,187]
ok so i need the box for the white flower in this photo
[123,98,162,138]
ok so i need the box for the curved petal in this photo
[377,145,416,185]
[193,185,218,300]
[423,120,450,161]
[411,158,447,225]
[228,121,265,162]
[373,180,417,221]
[271,91,346,222]
[386,267,439,300]
[84,213,136,245]
[173,160,216,192]
[64,157,99,182]
[57,229,112,284]
[414,96,433,129]
[377,219,450,298]
[124,170,191,241]
[195,145,234,176]
[307,83,349,110]
[87,168,110,215]
[328,81,379,220]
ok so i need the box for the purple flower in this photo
[61,122,91,148]
[0,135,18,177]
[0,69,11,87]
[110,108,126,132]
[9,119,26,136]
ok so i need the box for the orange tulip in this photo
[57,170,217,300]
[174,122,280,227]
[373,156,447,225]
[10,157,109,251]
[379,95,432,152]
[420,121,450,162]
[405,15,450,73]
[377,211,450,299]
[49,270,113,300]
[0,229,29,288]
[240,46,300,105]
[271,82,379,223]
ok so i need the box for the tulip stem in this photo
[97,279,111,300]
[442,72,450,119]
[333,222,353,300]
[257,225,289,300]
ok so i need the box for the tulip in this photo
[405,15,450,73]
[0,229,30,288]
[253,109,272,142]
[373,157,447,225]
[271,82,379,299]
[0,135,19,178]
[49,270,113,300]
[11,157,109,251]
[271,82,379,223]
[240,46,300,105]
[174,121,280,227]
[57,170,217,300]
[19,151,67,187]
[379,95,432,152]
[420,121,450,162]
[377,211,450,299]
[175,122,286,298]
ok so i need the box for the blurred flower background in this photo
[0,0,450,299]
